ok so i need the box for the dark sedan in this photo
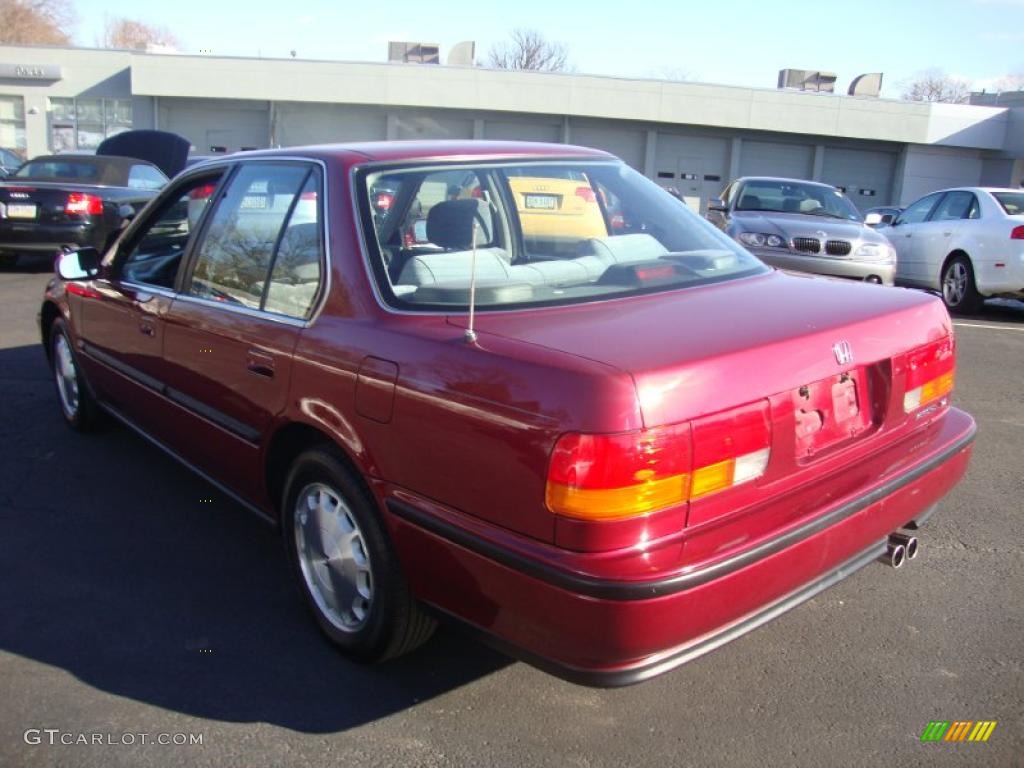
[0,155,168,268]
[707,177,897,285]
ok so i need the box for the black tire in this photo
[49,317,101,431]
[282,447,435,662]
[941,255,982,314]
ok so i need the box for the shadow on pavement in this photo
[0,342,511,734]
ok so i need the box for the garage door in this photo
[821,147,896,210]
[158,98,269,153]
[274,103,386,145]
[738,141,813,179]
[570,120,646,171]
[484,119,561,143]
[393,110,473,140]
[654,133,730,214]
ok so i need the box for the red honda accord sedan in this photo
[39,141,975,685]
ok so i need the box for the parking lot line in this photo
[953,322,1024,333]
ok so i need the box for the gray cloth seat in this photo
[739,194,761,210]
[395,233,669,290]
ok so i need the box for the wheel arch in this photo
[941,249,973,280]
[264,421,376,523]
[39,300,64,362]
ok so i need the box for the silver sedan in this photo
[707,177,897,285]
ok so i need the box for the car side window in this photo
[931,191,975,222]
[897,192,942,225]
[120,172,225,289]
[263,172,324,319]
[186,162,312,310]
[967,196,981,219]
[127,164,167,191]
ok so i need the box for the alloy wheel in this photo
[53,333,80,420]
[293,482,374,632]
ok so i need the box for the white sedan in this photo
[883,187,1024,312]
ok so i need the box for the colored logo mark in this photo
[920,721,996,742]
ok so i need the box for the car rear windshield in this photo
[736,180,862,221]
[991,191,1024,216]
[15,158,102,181]
[359,161,767,311]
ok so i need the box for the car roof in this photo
[205,140,616,165]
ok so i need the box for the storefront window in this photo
[0,96,27,154]
[49,97,134,151]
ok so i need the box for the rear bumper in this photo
[384,408,975,685]
[0,221,96,255]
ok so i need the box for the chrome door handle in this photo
[942,231,952,236]
[139,320,155,337]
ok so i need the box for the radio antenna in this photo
[464,191,495,344]
[464,213,479,344]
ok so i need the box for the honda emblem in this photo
[833,341,853,366]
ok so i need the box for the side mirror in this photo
[117,203,137,230]
[707,197,727,212]
[56,247,101,280]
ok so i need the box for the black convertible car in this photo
[0,130,189,268]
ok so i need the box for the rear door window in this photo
[931,191,976,222]
[185,162,319,315]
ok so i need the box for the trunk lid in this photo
[449,270,951,429]
[0,181,107,225]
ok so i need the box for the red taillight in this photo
[1011,225,1024,240]
[610,213,625,230]
[65,192,103,216]
[373,192,394,211]
[546,401,772,521]
[690,402,771,498]
[903,336,955,412]
[547,425,691,520]
[575,186,596,203]
[300,190,318,201]
[189,183,216,201]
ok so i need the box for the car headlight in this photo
[854,242,895,263]
[737,232,786,248]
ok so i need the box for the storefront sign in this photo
[0,64,63,81]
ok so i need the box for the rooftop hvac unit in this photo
[388,42,440,64]
[777,68,837,93]
[848,73,883,97]
[447,41,476,67]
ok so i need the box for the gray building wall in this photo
[2,44,1020,202]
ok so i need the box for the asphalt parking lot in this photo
[0,262,1021,768]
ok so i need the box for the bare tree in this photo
[486,29,569,72]
[991,69,1024,92]
[649,66,692,82]
[0,0,74,45]
[900,68,971,104]
[100,16,179,51]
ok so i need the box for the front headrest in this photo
[426,199,492,250]
[739,194,761,210]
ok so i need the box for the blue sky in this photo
[73,0,1024,97]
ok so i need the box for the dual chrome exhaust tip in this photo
[878,531,919,568]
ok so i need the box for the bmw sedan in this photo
[883,187,1024,313]
[707,177,897,285]
[40,141,974,685]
